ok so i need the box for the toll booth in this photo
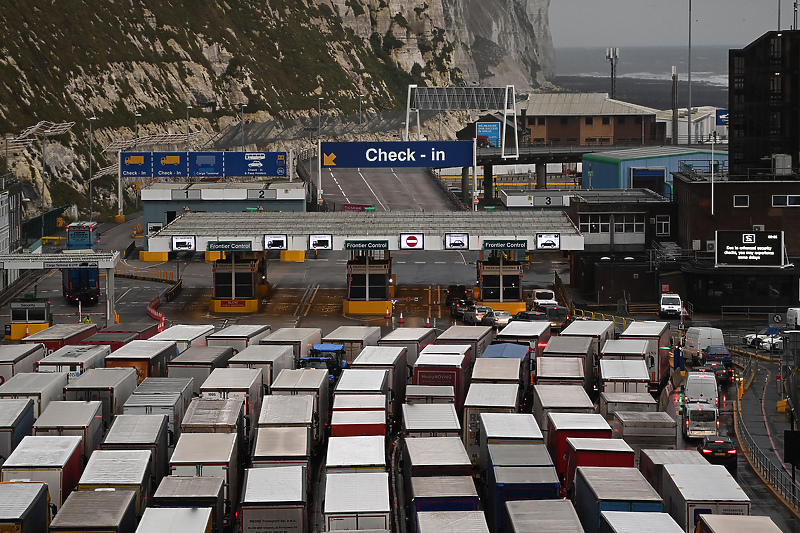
[210,253,268,313]
[6,300,52,340]
[344,248,393,314]
[477,249,525,314]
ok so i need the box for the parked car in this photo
[742,327,779,347]
[482,310,512,328]
[463,305,492,325]
[450,300,474,319]
[759,334,784,351]
[511,310,549,322]
[697,436,737,470]
[445,285,471,306]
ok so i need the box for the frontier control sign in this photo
[321,141,473,168]
[715,230,785,267]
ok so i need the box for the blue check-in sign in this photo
[321,141,473,168]
[120,152,152,177]
[189,152,224,177]
[716,109,729,126]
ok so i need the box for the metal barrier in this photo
[722,305,784,319]
[571,307,683,340]
[734,365,800,515]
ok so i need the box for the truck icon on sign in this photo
[125,155,145,165]
[161,155,181,165]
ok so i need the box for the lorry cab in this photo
[682,401,718,439]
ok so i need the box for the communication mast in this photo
[606,48,619,99]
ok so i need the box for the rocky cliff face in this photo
[0,0,553,218]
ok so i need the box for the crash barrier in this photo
[734,370,800,518]
[116,264,176,283]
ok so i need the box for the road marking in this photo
[358,170,388,211]
[116,287,134,302]
[434,261,446,264]
[396,261,406,264]
[414,261,425,264]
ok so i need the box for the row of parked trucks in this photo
[0,317,774,533]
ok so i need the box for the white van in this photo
[682,401,718,438]
[659,293,682,318]
[683,372,719,406]
[682,327,724,366]
[787,308,800,329]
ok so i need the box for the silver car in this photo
[483,310,512,327]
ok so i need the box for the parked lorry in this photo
[617,321,672,392]
[251,426,311,485]
[532,384,595,442]
[2,435,83,510]
[259,327,322,359]
[326,435,386,474]
[542,335,595,390]
[63,368,138,428]
[436,324,493,362]
[257,394,317,447]
[167,346,233,394]
[488,466,561,533]
[181,397,246,457]
[0,371,68,419]
[52,488,138,533]
[478,413,543,473]
[462,383,520,466]
[101,414,169,482]
[123,392,184,444]
[0,481,50,533]
[79,331,137,352]
[351,345,407,422]
[152,476,225,533]
[105,340,177,384]
[324,472,390,531]
[559,320,615,373]
[0,343,45,385]
[0,399,35,467]
[413,347,470,410]
[169,432,239,521]
[599,392,657,421]
[77,449,152,516]
[661,463,750,532]
[104,322,160,340]
[22,324,98,354]
[241,465,307,533]
[149,324,214,353]
[270,369,329,444]
[410,476,480,532]
[598,359,650,393]
[405,385,455,404]
[696,514,783,533]
[130,376,194,414]
[402,403,461,438]
[136,507,213,533]
[35,344,108,382]
[564,438,635,498]
[535,356,584,386]
[34,400,103,460]
[495,320,551,369]
[546,413,612,489]
[505,499,583,533]
[599,510,684,533]
[574,466,664,533]
[378,327,436,375]
[612,411,677,462]
[416,510,489,533]
[483,343,531,391]
[333,393,386,412]
[403,437,472,482]
[206,324,271,354]
[322,325,381,363]
[228,344,293,394]
[200,367,263,447]
[638,448,709,496]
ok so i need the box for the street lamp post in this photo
[89,117,97,222]
[359,94,364,142]
[688,0,692,145]
[240,103,247,152]
[186,105,193,152]
[318,97,323,140]
[134,112,141,149]
[41,130,51,240]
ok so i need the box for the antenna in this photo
[605,48,619,99]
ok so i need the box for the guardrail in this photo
[722,305,785,319]
[734,364,800,515]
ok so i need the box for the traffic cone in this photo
[399,312,404,324]
[425,315,431,327]
[385,307,391,319]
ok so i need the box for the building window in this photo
[538,117,546,126]
[634,116,643,125]
[527,116,535,125]
[579,214,610,234]
[655,215,670,236]
[585,117,593,125]
[613,214,645,234]
[733,195,749,207]
[772,195,800,207]
[602,117,610,125]
[617,117,626,125]
[560,117,568,125]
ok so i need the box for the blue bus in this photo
[62,221,101,305]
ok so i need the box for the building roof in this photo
[521,93,659,117]
[584,145,715,163]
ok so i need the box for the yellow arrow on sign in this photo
[323,152,337,166]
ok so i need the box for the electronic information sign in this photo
[715,230,785,267]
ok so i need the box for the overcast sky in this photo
[549,0,792,48]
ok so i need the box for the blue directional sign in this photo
[321,141,473,168]
[476,122,501,148]
[224,152,287,177]
[716,109,729,126]
[189,152,224,178]
[120,152,152,177]
[154,152,188,178]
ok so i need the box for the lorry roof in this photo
[600,392,657,405]
[480,413,542,440]
[22,323,96,341]
[416,511,489,533]
[405,385,455,398]
[0,481,47,519]
[463,383,519,408]
[327,435,386,468]
[536,356,584,377]
[0,399,33,427]
[405,437,470,466]
[488,443,553,467]
[577,466,663,501]
[323,325,381,341]
[104,414,168,444]
[334,394,386,410]
[560,320,614,336]
[35,401,101,427]
[231,344,293,362]
[262,327,321,342]
[543,335,594,354]
[324,472,390,513]
[258,395,314,425]
[170,345,232,364]
[640,448,707,466]
[438,325,493,341]
[137,507,212,533]
[0,371,67,394]
[613,411,676,427]
[547,413,611,431]
[79,449,151,484]
[600,359,650,380]
[567,437,633,453]
[39,344,108,363]
[124,393,181,408]
[330,410,386,425]
[150,324,214,342]
[379,327,435,342]
[0,343,42,362]
[411,476,478,499]
[271,368,328,389]
[600,511,683,533]
[64,368,135,388]
[402,403,460,430]
[4,436,82,467]
[171,433,237,463]
[663,463,749,501]
[182,398,243,428]
[697,515,782,533]
[533,384,594,408]
[135,377,193,395]
[107,339,176,359]
[154,475,224,499]
[494,465,559,485]
[200,367,261,389]
[419,344,470,357]
[207,324,270,339]
[243,465,306,504]
[505,500,582,530]
[352,345,406,364]
[619,321,670,336]
[497,321,550,337]
[335,369,388,392]
[51,489,136,527]
[601,338,652,355]
[82,331,137,343]
[253,427,309,457]
[472,358,521,381]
